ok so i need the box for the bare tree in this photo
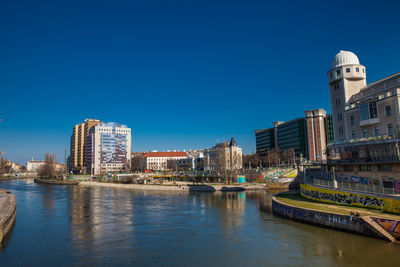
[124,159,131,174]
[167,159,178,171]
[266,148,280,167]
[131,156,145,172]
[37,153,58,179]
[0,150,12,177]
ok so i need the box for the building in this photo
[86,122,131,175]
[305,109,329,161]
[325,50,400,193]
[255,110,334,162]
[204,137,242,173]
[143,151,187,171]
[26,160,62,172]
[69,119,102,173]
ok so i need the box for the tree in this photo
[131,156,145,172]
[242,154,260,169]
[124,159,131,174]
[21,165,27,172]
[266,148,280,167]
[167,159,178,171]
[37,153,58,179]
[0,150,12,177]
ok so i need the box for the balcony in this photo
[359,117,379,126]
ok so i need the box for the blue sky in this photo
[1,0,399,164]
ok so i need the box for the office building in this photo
[69,119,102,173]
[87,122,131,175]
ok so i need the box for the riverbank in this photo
[0,189,16,243]
[273,191,400,242]
[79,181,288,192]
[34,178,80,185]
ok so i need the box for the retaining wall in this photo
[272,196,385,240]
[300,184,400,214]
[0,189,16,243]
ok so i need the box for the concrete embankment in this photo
[272,194,395,242]
[79,181,251,192]
[34,178,80,185]
[0,189,16,243]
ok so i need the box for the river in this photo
[0,179,399,266]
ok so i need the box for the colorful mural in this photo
[300,184,400,214]
[372,217,400,239]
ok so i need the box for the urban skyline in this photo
[1,1,400,164]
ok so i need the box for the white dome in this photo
[331,50,360,68]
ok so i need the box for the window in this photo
[378,164,392,171]
[330,72,333,79]
[337,70,341,75]
[344,165,354,171]
[388,124,394,137]
[374,126,380,137]
[359,165,371,171]
[337,113,342,121]
[350,115,355,125]
[356,67,360,72]
[360,102,369,121]
[346,68,350,73]
[363,68,365,73]
[352,131,357,139]
[386,105,392,116]
[362,128,367,138]
[339,127,344,135]
[369,101,378,119]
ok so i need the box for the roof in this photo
[143,152,187,158]
[27,161,46,163]
[331,50,360,68]
[230,137,238,146]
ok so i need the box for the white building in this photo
[87,122,132,175]
[26,161,62,172]
[143,152,187,171]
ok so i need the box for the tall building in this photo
[304,109,328,161]
[69,119,102,173]
[328,50,400,141]
[255,110,334,162]
[325,51,400,191]
[204,137,243,172]
[328,50,367,142]
[86,122,131,175]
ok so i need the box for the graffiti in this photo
[315,214,348,224]
[301,188,384,208]
[273,203,305,219]
[372,217,400,238]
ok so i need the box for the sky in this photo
[1,0,400,164]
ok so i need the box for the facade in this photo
[87,122,131,175]
[204,137,243,172]
[255,128,275,156]
[255,118,308,159]
[69,119,102,173]
[325,50,400,193]
[143,152,187,171]
[26,161,62,172]
[305,109,328,161]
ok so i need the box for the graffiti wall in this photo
[300,184,400,214]
[372,217,400,238]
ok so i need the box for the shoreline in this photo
[272,192,400,243]
[79,181,288,192]
[0,189,16,244]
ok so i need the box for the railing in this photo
[313,178,399,195]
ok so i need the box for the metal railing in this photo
[312,178,399,195]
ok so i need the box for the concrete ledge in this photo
[0,189,16,243]
[272,194,389,241]
[34,178,80,185]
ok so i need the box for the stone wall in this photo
[272,196,384,240]
[0,189,16,243]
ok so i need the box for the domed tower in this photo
[328,50,366,142]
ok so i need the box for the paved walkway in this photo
[0,189,16,242]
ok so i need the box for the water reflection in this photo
[0,179,400,266]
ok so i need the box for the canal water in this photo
[1,179,399,266]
